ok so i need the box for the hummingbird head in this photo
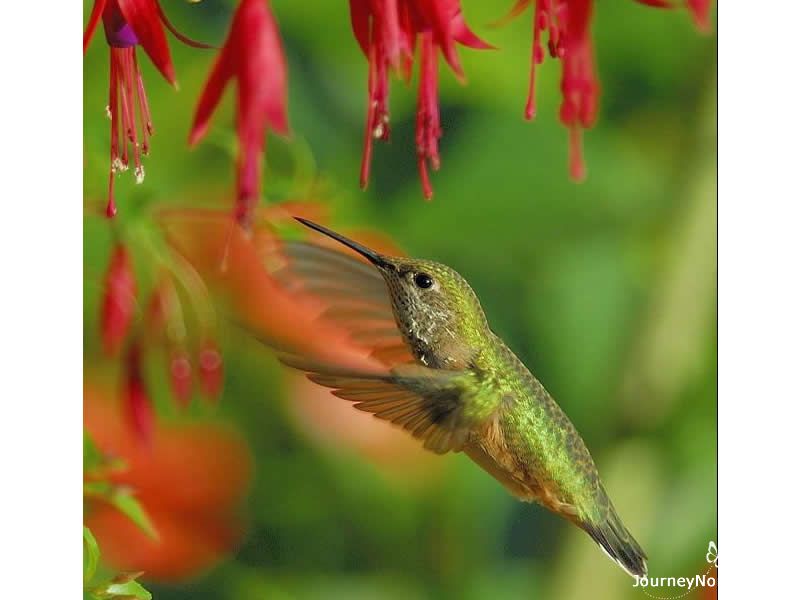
[294,218,490,369]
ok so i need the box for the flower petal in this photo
[235,0,290,136]
[117,0,176,84]
[83,0,108,53]
[188,37,236,146]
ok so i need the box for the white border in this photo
[718,2,800,596]
[2,2,82,597]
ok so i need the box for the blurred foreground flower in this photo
[83,0,209,217]
[189,0,289,230]
[502,0,713,180]
[350,0,491,199]
[97,238,225,440]
[101,243,137,356]
[85,381,252,581]
[160,205,442,477]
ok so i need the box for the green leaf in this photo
[110,491,159,541]
[89,573,152,600]
[105,580,152,600]
[84,434,103,472]
[84,480,158,540]
[83,526,100,583]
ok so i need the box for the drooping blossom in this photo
[169,349,193,406]
[505,0,713,181]
[144,267,224,405]
[197,339,224,400]
[124,339,155,441]
[349,0,491,199]
[189,0,289,230]
[85,381,252,581]
[83,0,209,217]
[101,243,137,356]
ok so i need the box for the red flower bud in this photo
[169,350,193,407]
[101,244,137,356]
[124,341,154,441]
[197,340,224,401]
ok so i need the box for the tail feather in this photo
[582,508,648,578]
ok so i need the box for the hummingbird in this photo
[271,217,647,578]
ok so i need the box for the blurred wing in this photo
[279,354,476,454]
[271,241,414,366]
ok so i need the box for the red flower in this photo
[189,0,290,230]
[124,339,155,442]
[168,350,193,407]
[197,339,224,401]
[350,0,491,199]
[506,0,713,181]
[84,381,252,581]
[101,243,137,356]
[84,0,208,217]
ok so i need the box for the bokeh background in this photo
[83,1,717,598]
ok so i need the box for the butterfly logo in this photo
[705,541,718,568]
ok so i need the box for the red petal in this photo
[349,0,370,56]
[101,244,137,356]
[188,37,235,146]
[686,0,712,32]
[117,0,176,84]
[415,0,463,76]
[84,0,108,53]
[236,0,290,136]
[451,13,495,50]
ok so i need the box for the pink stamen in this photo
[360,27,392,190]
[105,44,153,216]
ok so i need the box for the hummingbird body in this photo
[273,219,647,577]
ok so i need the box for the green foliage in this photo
[84,526,100,584]
[86,571,152,600]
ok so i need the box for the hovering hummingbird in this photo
[272,217,647,577]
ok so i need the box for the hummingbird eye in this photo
[413,273,434,289]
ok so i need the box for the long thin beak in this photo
[294,217,394,270]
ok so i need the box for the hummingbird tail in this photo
[581,508,648,578]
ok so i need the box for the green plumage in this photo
[270,219,647,578]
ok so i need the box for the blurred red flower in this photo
[124,339,155,441]
[85,381,252,581]
[159,205,377,371]
[159,205,442,478]
[505,0,713,180]
[189,0,289,230]
[350,0,491,199]
[101,243,137,356]
[84,0,208,217]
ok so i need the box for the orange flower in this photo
[84,381,252,581]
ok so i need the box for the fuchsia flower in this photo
[101,243,137,356]
[144,272,225,406]
[350,0,491,199]
[124,339,155,442]
[189,0,289,230]
[197,340,224,400]
[505,0,713,181]
[84,0,208,217]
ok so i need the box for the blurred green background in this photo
[83,1,717,598]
